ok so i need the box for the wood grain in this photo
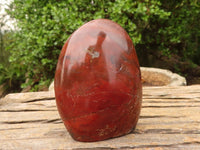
[0,85,200,149]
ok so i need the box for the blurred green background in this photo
[0,0,200,96]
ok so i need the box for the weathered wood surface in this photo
[0,85,200,149]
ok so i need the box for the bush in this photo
[2,0,200,91]
[0,63,25,94]
[0,30,24,93]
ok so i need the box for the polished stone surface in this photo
[54,19,142,142]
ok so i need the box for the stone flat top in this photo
[0,85,200,149]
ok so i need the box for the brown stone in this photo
[141,67,186,86]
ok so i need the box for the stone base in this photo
[141,67,186,86]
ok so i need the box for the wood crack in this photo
[0,109,57,112]
[1,119,61,124]
[23,98,55,103]
[0,127,26,131]
[73,148,114,150]
[142,105,200,108]
[72,141,200,149]
[143,100,200,103]
[140,115,181,119]
[124,141,200,148]
[133,129,200,134]
[143,97,192,99]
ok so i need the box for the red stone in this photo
[54,19,142,142]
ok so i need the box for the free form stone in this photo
[54,19,142,142]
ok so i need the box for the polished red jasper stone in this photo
[54,19,142,142]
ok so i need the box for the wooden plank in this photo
[0,91,55,104]
[0,85,200,149]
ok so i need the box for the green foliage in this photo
[109,0,171,44]
[159,0,200,60]
[6,0,71,90]
[0,63,25,93]
[1,0,199,91]
[0,30,24,93]
[0,31,11,68]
